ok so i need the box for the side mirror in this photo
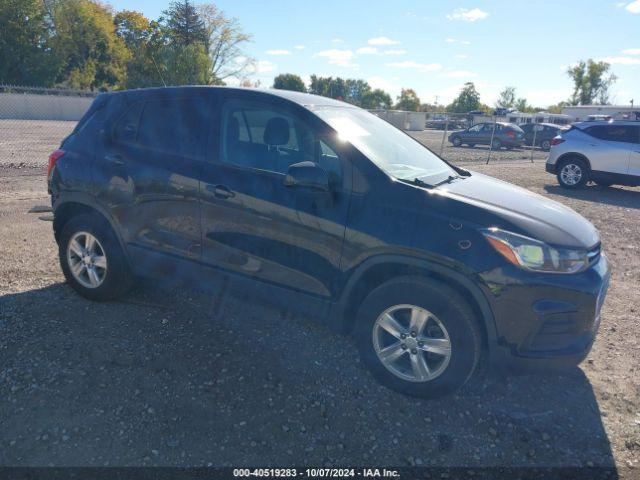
[284,161,330,192]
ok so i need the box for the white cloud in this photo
[445,38,471,45]
[294,45,306,50]
[315,49,358,68]
[455,54,468,59]
[446,7,489,22]
[332,38,344,44]
[384,49,407,55]
[442,70,478,78]
[621,48,640,55]
[460,40,472,45]
[254,60,277,73]
[445,38,456,43]
[386,60,442,72]
[367,76,400,96]
[600,56,640,65]
[368,36,400,46]
[266,49,291,56]
[625,0,640,13]
[356,46,378,55]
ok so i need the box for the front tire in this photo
[557,158,589,189]
[59,213,132,301]
[491,138,502,150]
[355,277,481,399]
[451,136,462,147]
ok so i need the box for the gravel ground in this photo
[0,121,639,475]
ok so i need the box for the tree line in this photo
[0,0,252,90]
[0,0,618,110]
[273,58,618,114]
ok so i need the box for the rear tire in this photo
[541,140,551,151]
[59,214,132,301]
[467,143,475,148]
[355,277,481,399]
[557,157,589,189]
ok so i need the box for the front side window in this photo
[468,124,483,132]
[314,106,455,184]
[221,100,342,181]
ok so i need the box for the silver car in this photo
[545,121,640,188]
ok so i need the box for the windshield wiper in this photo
[432,175,464,187]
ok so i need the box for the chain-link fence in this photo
[372,110,558,166]
[0,85,97,169]
[0,85,556,171]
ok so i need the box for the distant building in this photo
[561,105,640,122]
[469,112,571,126]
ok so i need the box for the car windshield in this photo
[314,106,456,184]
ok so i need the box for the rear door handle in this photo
[206,184,235,199]
[104,153,125,166]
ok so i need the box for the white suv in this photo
[545,121,640,188]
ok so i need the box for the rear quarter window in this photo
[584,125,638,143]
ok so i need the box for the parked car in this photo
[546,121,640,188]
[519,122,566,151]
[448,122,525,149]
[48,87,610,398]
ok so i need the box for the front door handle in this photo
[206,184,235,199]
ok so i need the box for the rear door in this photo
[199,95,351,300]
[94,93,209,278]
[582,124,635,175]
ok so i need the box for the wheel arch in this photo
[332,255,497,353]
[556,152,592,172]
[53,197,130,267]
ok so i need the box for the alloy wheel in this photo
[372,304,452,383]
[67,231,108,289]
[560,163,582,186]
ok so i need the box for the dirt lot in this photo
[0,122,639,475]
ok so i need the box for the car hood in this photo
[436,172,600,248]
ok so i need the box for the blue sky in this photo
[108,0,640,107]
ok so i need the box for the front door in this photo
[199,96,351,301]
[581,124,634,175]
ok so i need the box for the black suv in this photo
[48,87,610,398]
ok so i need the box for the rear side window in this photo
[113,102,143,143]
[584,125,639,143]
[137,98,208,158]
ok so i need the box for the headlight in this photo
[481,228,590,274]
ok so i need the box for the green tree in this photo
[344,78,371,106]
[162,0,207,47]
[496,86,516,108]
[160,42,210,85]
[394,88,421,111]
[447,82,481,113]
[273,73,306,92]
[361,89,392,109]
[547,101,568,114]
[308,75,346,100]
[567,59,617,105]
[0,0,57,86]
[51,0,130,90]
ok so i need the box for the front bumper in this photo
[484,252,610,371]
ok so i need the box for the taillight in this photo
[505,130,516,139]
[48,149,65,179]
[550,137,565,146]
